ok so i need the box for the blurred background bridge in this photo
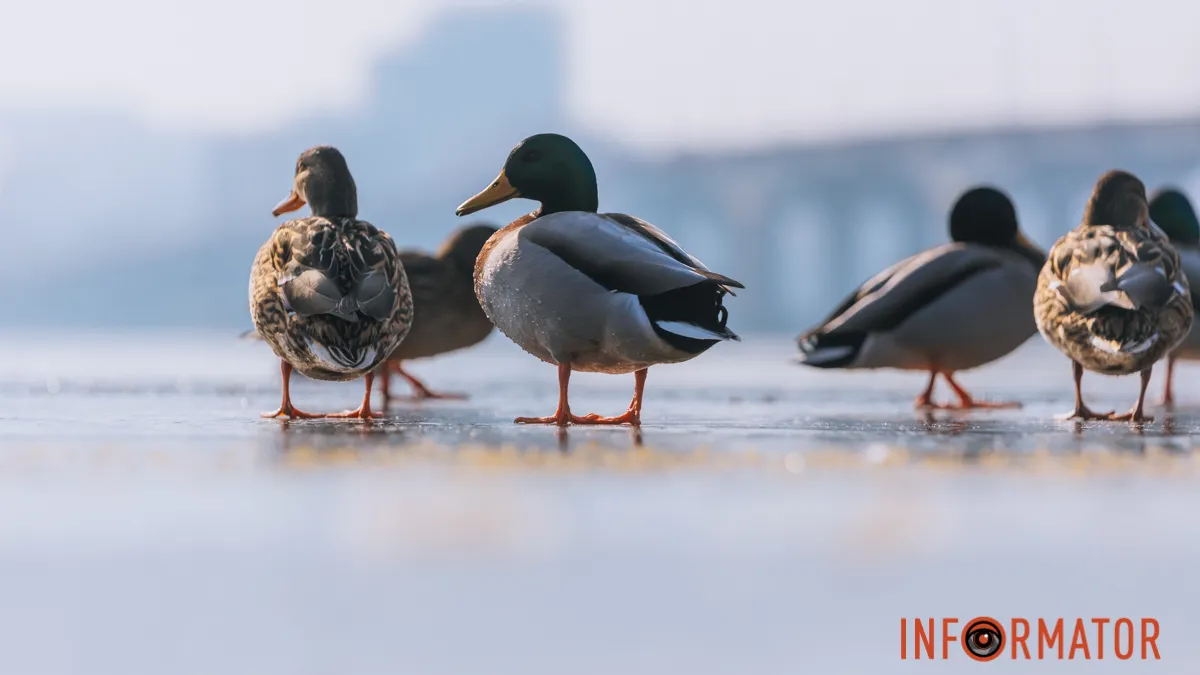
[1,4,1198,332]
[628,122,1200,330]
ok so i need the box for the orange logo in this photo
[962,617,1005,661]
[901,617,1161,661]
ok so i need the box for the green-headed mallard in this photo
[453,133,742,426]
[376,224,498,402]
[797,186,1045,408]
[250,145,413,419]
[1034,170,1193,422]
[1148,187,1200,405]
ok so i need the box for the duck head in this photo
[438,223,500,271]
[1082,170,1148,229]
[949,186,1044,265]
[273,146,358,219]
[1149,187,1200,245]
[456,133,599,217]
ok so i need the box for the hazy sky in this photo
[4,0,1200,150]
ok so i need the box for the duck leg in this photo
[376,362,393,407]
[941,372,1021,409]
[1057,361,1115,420]
[394,361,467,400]
[324,372,384,419]
[1109,367,1155,423]
[914,370,940,408]
[262,361,322,419]
[575,369,647,426]
[516,362,595,426]
[1160,355,1177,407]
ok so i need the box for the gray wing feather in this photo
[520,212,742,297]
[1103,263,1176,311]
[601,213,742,290]
[279,263,395,323]
[353,268,396,321]
[1059,228,1184,313]
[1061,260,1127,313]
[812,255,915,328]
[280,267,359,322]
[820,244,1006,335]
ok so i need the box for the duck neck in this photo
[1082,195,1142,229]
[308,194,357,220]
[306,171,359,219]
[537,179,599,216]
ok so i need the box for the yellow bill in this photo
[272,191,306,217]
[456,170,520,216]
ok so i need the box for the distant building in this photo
[0,6,1198,333]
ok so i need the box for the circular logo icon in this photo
[962,617,1005,662]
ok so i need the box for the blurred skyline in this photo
[5,0,1200,149]
[1,2,1200,332]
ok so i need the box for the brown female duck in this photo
[376,224,497,402]
[1034,170,1193,422]
[250,145,413,419]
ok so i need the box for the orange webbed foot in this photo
[514,410,639,426]
[573,410,641,426]
[261,406,322,419]
[1056,406,1116,421]
[515,412,573,426]
[1107,409,1154,423]
[322,406,383,420]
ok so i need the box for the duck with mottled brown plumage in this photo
[250,146,413,419]
[376,224,498,403]
[1034,170,1193,422]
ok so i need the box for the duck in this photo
[375,223,498,403]
[453,133,742,426]
[1034,170,1193,422]
[250,145,413,419]
[797,186,1045,409]
[1148,187,1200,406]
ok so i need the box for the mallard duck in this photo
[250,145,413,419]
[1148,187,1200,405]
[797,186,1045,408]
[1034,170,1193,422]
[453,133,742,426]
[375,223,498,402]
